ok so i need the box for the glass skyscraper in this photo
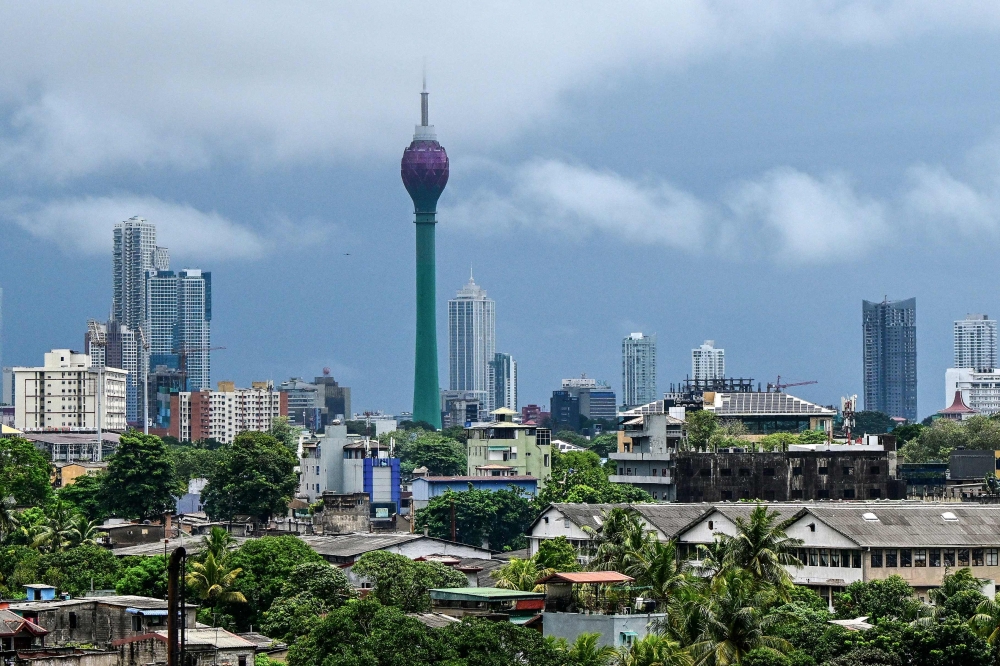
[863,298,917,422]
[954,314,997,371]
[448,275,495,415]
[622,332,656,408]
[489,352,518,413]
[176,269,212,391]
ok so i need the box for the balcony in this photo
[609,474,673,485]
[609,451,672,462]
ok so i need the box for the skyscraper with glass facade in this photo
[176,269,212,391]
[489,352,518,414]
[448,275,495,416]
[863,298,917,422]
[954,314,997,371]
[622,332,656,408]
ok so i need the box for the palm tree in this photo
[65,515,103,548]
[584,508,655,573]
[719,504,801,597]
[200,526,234,563]
[626,540,689,604]
[615,634,692,666]
[686,571,791,666]
[972,596,1000,645]
[562,632,617,666]
[31,501,78,553]
[185,551,247,605]
[0,496,19,543]
[491,557,552,592]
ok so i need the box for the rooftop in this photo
[415,475,539,483]
[429,587,545,602]
[0,609,47,637]
[539,572,634,585]
[805,504,1000,547]
[712,392,836,416]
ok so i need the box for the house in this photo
[5,594,196,649]
[410,476,539,511]
[113,628,255,666]
[50,462,106,489]
[428,588,544,622]
[0,609,48,654]
[465,409,552,484]
[99,522,165,548]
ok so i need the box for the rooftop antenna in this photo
[420,67,429,127]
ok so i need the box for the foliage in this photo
[491,557,551,592]
[717,504,801,598]
[853,411,894,436]
[30,500,81,552]
[38,544,121,596]
[587,433,619,458]
[891,423,924,444]
[393,430,467,476]
[103,431,179,520]
[416,487,534,550]
[280,562,353,605]
[758,433,799,453]
[57,474,108,522]
[552,632,616,666]
[838,617,990,666]
[0,436,53,506]
[202,431,297,523]
[538,450,652,505]
[169,445,223,484]
[268,416,302,452]
[186,551,247,605]
[686,410,717,451]
[262,562,355,643]
[900,415,1000,463]
[441,425,469,445]
[352,550,466,612]
[535,536,580,572]
[200,526,236,563]
[584,507,655,574]
[833,576,921,622]
[116,555,168,598]
[438,615,570,666]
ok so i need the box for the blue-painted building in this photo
[411,475,538,511]
[364,456,401,522]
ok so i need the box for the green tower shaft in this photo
[413,213,441,428]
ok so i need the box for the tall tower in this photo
[622,332,656,408]
[401,84,449,428]
[862,298,917,421]
[692,340,725,381]
[954,314,997,371]
[448,274,495,408]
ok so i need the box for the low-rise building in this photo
[113,628,255,666]
[153,381,287,443]
[428,587,544,621]
[0,609,48,654]
[465,408,551,484]
[946,367,1000,416]
[702,390,836,435]
[609,401,686,500]
[51,462,106,488]
[21,432,120,463]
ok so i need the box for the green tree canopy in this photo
[351,550,466,612]
[853,411,894,436]
[57,473,108,522]
[37,544,121,596]
[538,449,652,505]
[103,431,179,520]
[0,436,53,506]
[169,445,224,484]
[268,416,301,452]
[391,430,467,475]
[416,487,534,551]
[202,431,297,523]
[535,536,580,572]
[116,555,168,598]
[834,575,921,622]
[686,410,718,451]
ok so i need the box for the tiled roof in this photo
[0,610,47,637]
[538,572,633,584]
[715,392,836,416]
[806,505,1000,547]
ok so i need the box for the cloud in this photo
[903,164,1000,238]
[3,195,266,260]
[1,3,1000,178]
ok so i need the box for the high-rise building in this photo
[85,321,141,423]
[113,217,168,330]
[448,274,495,413]
[315,372,351,422]
[622,332,656,408]
[692,340,725,381]
[489,352,518,413]
[147,270,179,360]
[863,298,917,422]
[955,314,997,371]
[401,85,449,429]
[153,380,287,444]
[176,269,211,391]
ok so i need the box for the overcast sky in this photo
[3,2,1000,419]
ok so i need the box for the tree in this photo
[759,433,798,453]
[116,555,168,598]
[538,450,652,505]
[556,632,617,666]
[351,550,465,612]
[186,551,247,605]
[833,576,921,622]
[584,507,654,573]
[719,504,801,597]
[202,431,297,523]
[200,526,235,563]
[0,497,19,543]
[260,562,354,643]
[491,557,551,592]
[57,474,108,522]
[891,423,924,445]
[38,544,120,596]
[416,487,534,551]
[280,562,353,606]
[31,500,79,553]
[439,616,569,666]
[625,539,688,603]
[587,433,619,458]
[619,633,692,666]
[261,593,329,644]
[169,445,223,483]
[535,536,580,572]
[0,436,53,506]
[853,411,894,435]
[103,431,179,520]
[686,410,717,451]
[394,431,466,475]
[65,514,102,548]
[268,416,301,452]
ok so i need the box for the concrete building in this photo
[489,352,517,414]
[551,377,617,431]
[955,314,997,371]
[279,377,322,428]
[153,380,287,443]
[622,333,656,409]
[609,401,686,501]
[14,350,127,432]
[314,371,350,422]
[448,274,495,411]
[863,297,917,422]
[440,389,485,428]
[175,269,211,391]
[692,340,724,381]
[3,366,13,406]
[465,408,552,483]
[85,321,141,425]
[702,390,836,435]
[945,367,1000,415]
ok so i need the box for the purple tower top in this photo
[401,87,449,214]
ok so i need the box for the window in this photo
[797,548,807,565]
[868,489,882,499]
[871,549,883,567]
[239,658,247,666]
[818,466,829,475]
[870,466,881,475]
[843,466,854,476]
[708,521,714,530]
[853,550,862,568]
[619,467,625,475]
[944,550,956,567]
[739,468,751,476]
[764,468,775,476]
[819,549,829,566]
[699,469,711,477]
[901,549,912,567]
[721,468,732,476]
[809,549,818,566]
[721,491,733,500]
[929,549,941,567]
[842,489,855,499]
[791,489,803,499]
[974,549,985,567]
[886,549,898,567]
[69,612,77,629]
[817,489,829,499]
[652,492,658,500]
[764,491,776,501]
[959,549,970,566]
[988,549,999,566]
[792,466,803,476]
[914,550,926,567]
[544,455,550,467]
[662,468,668,476]
[132,615,142,632]
[830,550,840,567]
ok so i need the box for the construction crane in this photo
[86,320,107,462]
[766,375,818,393]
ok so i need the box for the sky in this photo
[3,2,1000,419]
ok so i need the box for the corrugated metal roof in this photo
[806,505,1000,547]
[635,504,715,538]
[715,392,836,416]
[156,628,255,649]
[539,572,633,584]
[297,533,424,557]
[429,587,545,601]
[0,610,47,637]
[406,612,462,628]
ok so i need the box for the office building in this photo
[489,352,517,413]
[0,286,3,400]
[175,269,211,391]
[298,427,400,517]
[465,408,552,483]
[152,380,287,444]
[113,217,168,331]
[448,274,495,409]
[955,314,997,370]
[945,368,1000,415]
[692,340,725,381]
[315,372,350,422]
[622,332,656,408]
[440,389,485,428]
[146,270,178,359]
[85,321,141,424]
[13,350,127,432]
[550,377,617,432]
[863,298,917,422]
[279,377,324,428]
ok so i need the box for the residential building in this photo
[0,609,47,655]
[314,372,350,422]
[702,390,836,434]
[863,297,917,421]
[465,408,552,483]
[429,588,544,621]
[85,320,141,424]
[608,400,687,500]
[279,377,323,428]
[622,332,656,408]
[488,352,517,414]
[945,367,1000,415]
[692,340,724,381]
[175,269,212,391]
[114,628,255,666]
[13,350,127,432]
[411,475,539,511]
[146,270,178,359]
[113,217,168,332]
[955,314,997,370]
[448,275,495,410]
[440,389,485,428]
[51,461,107,488]
[550,377,617,431]
[521,404,546,425]
[153,380,287,443]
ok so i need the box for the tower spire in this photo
[420,76,429,127]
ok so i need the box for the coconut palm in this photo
[626,539,689,603]
[0,496,19,543]
[615,634,692,666]
[718,504,801,597]
[972,596,1000,645]
[491,556,552,592]
[584,508,655,573]
[686,570,791,666]
[31,500,78,552]
[65,514,103,548]
[200,526,235,563]
[558,632,617,666]
[185,551,247,605]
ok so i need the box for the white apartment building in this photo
[13,350,127,432]
[946,368,1000,415]
[169,380,286,443]
[622,332,656,408]
[692,340,725,381]
[448,275,495,414]
[955,314,997,371]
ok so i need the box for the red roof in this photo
[538,572,634,585]
[515,598,545,611]
[940,391,977,415]
[0,610,48,638]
